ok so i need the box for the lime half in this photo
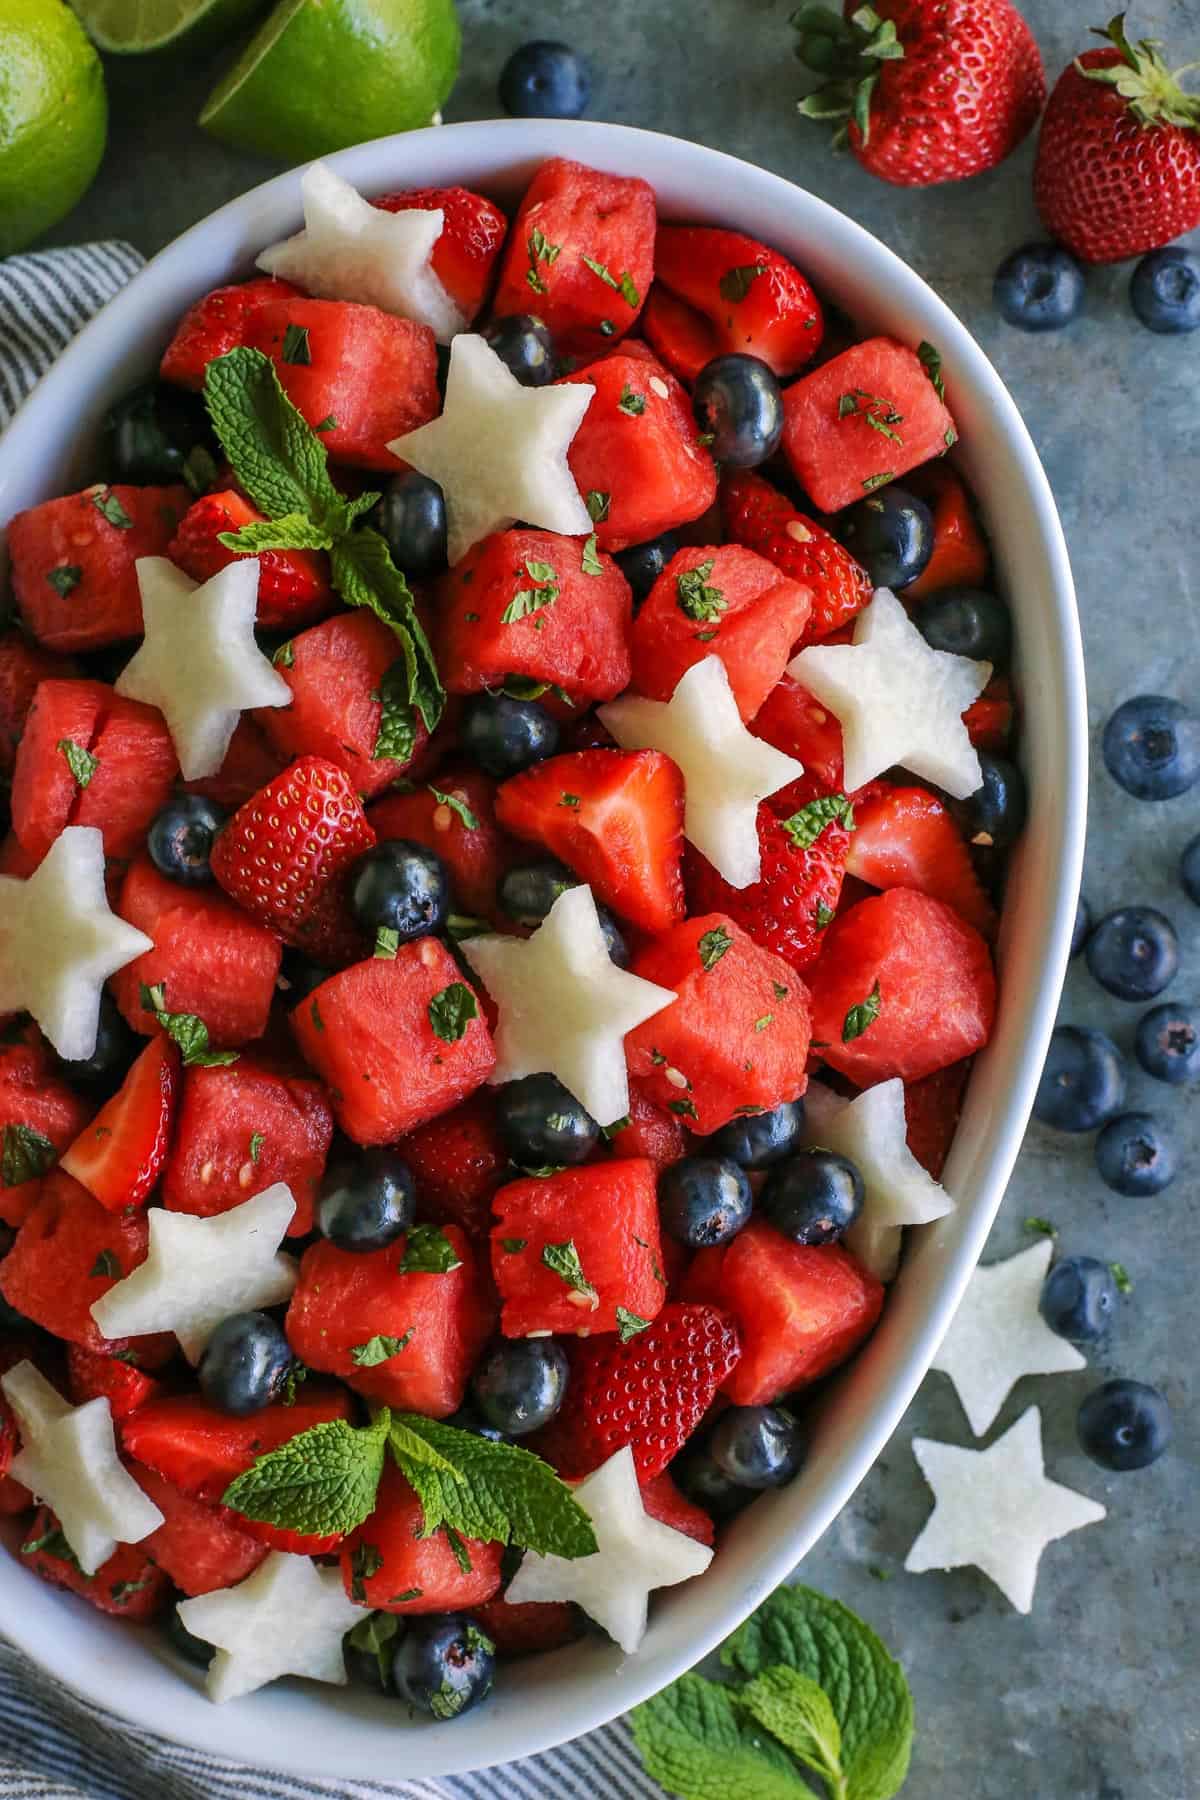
[199,0,460,162]
[0,0,107,255]
[67,0,264,53]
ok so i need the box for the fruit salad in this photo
[0,154,1016,1718]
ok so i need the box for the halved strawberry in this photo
[168,490,334,632]
[532,1302,741,1483]
[159,276,301,390]
[646,226,824,382]
[66,1345,165,1421]
[752,674,845,799]
[210,756,375,966]
[904,1058,972,1180]
[844,781,995,937]
[59,1036,180,1213]
[904,464,989,599]
[963,676,1013,752]
[468,1597,584,1657]
[494,748,686,934]
[373,186,508,324]
[686,797,852,975]
[722,470,872,646]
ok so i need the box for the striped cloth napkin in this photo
[0,244,664,1799]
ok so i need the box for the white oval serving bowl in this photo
[0,118,1085,1782]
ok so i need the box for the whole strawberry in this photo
[722,469,872,645]
[794,0,1046,186]
[1034,15,1200,263]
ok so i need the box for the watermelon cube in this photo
[120,1389,355,1506]
[806,888,996,1085]
[21,1506,170,1620]
[113,855,282,1049]
[491,157,655,356]
[290,942,496,1145]
[66,1344,164,1420]
[558,351,717,553]
[10,678,104,861]
[368,767,511,923]
[490,1159,665,1338]
[159,276,300,390]
[181,716,286,811]
[438,527,632,705]
[7,484,191,651]
[0,631,79,777]
[630,545,812,722]
[683,1219,883,1404]
[0,1034,94,1228]
[340,1461,503,1613]
[163,1059,334,1237]
[286,1224,491,1415]
[395,1090,510,1240]
[781,337,957,513]
[133,1463,268,1596]
[625,915,813,1133]
[752,674,845,797]
[374,185,508,325]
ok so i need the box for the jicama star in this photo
[179,1551,365,1703]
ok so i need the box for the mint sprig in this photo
[140,983,238,1068]
[222,1411,390,1539]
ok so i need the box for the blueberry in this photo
[761,1149,864,1245]
[659,1156,754,1248]
[392,1614,495,1719]
[949,751,1027,849]
[147,793,224,886]
[498,40,591,118]
[1181,834,1200,905]
[496,1071,599,1168]
[54,991,137,1093]
[993,243,1086,332]
[1039,1256,1119,1343]
[1033,1026,1126,1132]
[1102,695,1200,800]
[197,1311,294,1416]
[318,1148,416,1251]
[103,381,214,485]
[279,951,330,1002]
[1085,906,1178,1002]
[692,355,783,469]
[615,532,679,607]
[1094,1111,1176,1197]
[671,1444,753,1520]
[471,1338,569,1436]
[706,1100,805,1170]
[1070,894,1092,959]
[369,471,448,578]
[838,486,933,591]
[913,587,1011,669]
[351,839,450,944]
[460,694,560,779]
[1129,247,1200,334]
[165,1601,215,1668]
[481,314,557,387]
[709,1404,805,1489]
[1134,1001,1200,1085]
[445,1405,507,1444]
[497,860,628,964]
[1077,1378,1172,1471]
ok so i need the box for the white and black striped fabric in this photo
[0,244,662,1798]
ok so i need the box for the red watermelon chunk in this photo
[630,544,811,722]
[438,527,632,705]
[646,225,824,383]
[558,351,717,553]
[162,1058,334,1237]
[286,1224,491,1416]
[340,1460,503,1614]
[290,942,496,1145]
[10,678,105,860]
[468,1596,584,1657]
[683,1220,883,1404]
[72,695,179,858]
[182,716,287,811]
[0,631,79,776]
[120,1388,355,1506]
[159,277,300,390]
[66,1345,165,1421]
[0,1035,94,1228]
[782,337,957,514]
[625,915,812,1133]
[7,484,190,651]
[368,768,512,923]
[491,157,655,356]
[752,675,845,798]
[396,1090,510,1240]
[60,1035,180,1213]
[20,1506,170,1620]
[807,888,996,1085]
[845,781,996,937]
[490,1159,665,1338]
[133,1463,268,1596]
[374,185,508,324]
[494,748,686,934]
[639,1471,716,1546]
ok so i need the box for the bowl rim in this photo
[0,116,1086,1781]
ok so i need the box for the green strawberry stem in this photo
[792,4,904,146]
[1078,13,1200,130]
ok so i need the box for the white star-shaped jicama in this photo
[803,1079,953,1282]
[464,884,674,1128]
[0,826,151,1062]
[600,656,804,888]
[506,1446,712,1652]
[389,333,594,563]
[116,557,290,781]
[90,1185,298,1365]
[788,587,990,799]
[257,161,465,344]
[930,1238,1085,1437]
[179,1551,364,1703]
[905,1407,1105,1613]
[0,1361,164,1574]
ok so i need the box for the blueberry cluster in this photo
[994,243,1200,336]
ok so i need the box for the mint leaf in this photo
[669,1097,700,1120]
[91,488,133,529]
[862,472,893,492]
[374,927,399,960]
[346,1611,401,1687]
[740,1667,845,1795]
[815,900,835,929]
[332,529,443,735]
[281,322,312,365]
[1110,1259,1133,1293]
[249,1131,265,1165]
[373,658,419,764]
[719,264,767,304]
[1,1122,57,1187]
[631,1674,805,1800]
[203,347,347,533]
[917,339,945,401]
[444,1523,472,1573]
[218,512,335,556]
[500,1237,527,1253]
[541,1238,597,1305]
[842,981,881,1043]
[399,1224,463,1275]
[222,1410,391,1539]
[46,564,82,598]
[57,738,98,789]
[618,383,646,417]
[837,390,904,444]
[616,1306,651,1342]
[350,1332,413,1368]
[581,254,640,308]
[428,982,478,1043]
[429,785,480,831]
[526,227,561,294]
[446,913,489,942]
[22,1524,81,1568]
[90,1249,121,1278]
[501,559,560,624]
[140,983,238,1068]
[110,1575,153,1606]
[499,674,573,705]
[780,794,855,850]
[273,640,294,668]
[387,1412,597,1558]
[581,533,603,576]
[1024,1215,1057,1239]
[586,490,611,522]
[698,925,733,970]
[676,559,726,624]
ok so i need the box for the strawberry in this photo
[468,1597,584,1657]
[1034,17,1200,263]
[903,1058,972,1179]
[753,674,846,796]
[66,1344,165,1422]
[210,757,376,966]
[963,677,1014,752]
[168,490,334,632]
[794,0,1045,187]
[639,1471,716,1546]
[844,780,996,937]
[533,1302,742,1483]
[722,470,872,647]
[396,1091,510,1239]
[159,276,301,391]
[59,1036,180,1213]
[645,226,824,382]
[903,464,989,599]
[686,798,852,975]
[373,186,508,324]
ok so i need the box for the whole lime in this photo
[0,0,107,256]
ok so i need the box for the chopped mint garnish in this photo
[314,414,338,432]
[46,564,82,598]
[675,558,726,623]
[581,254,640,308]
[581,532,604,576]
[1,1121,57,1188]
[500,1237,527,1254]
[754,1014,773,1032]
[526,227,561,294]
[617,383,646,417]
[139,982,238,1067]
[347,1541,384,1602]
[616,1306,652,1342]
[586,490,611,522]
[374,927,399,960]
[842,980,881,1043]
[443,1524,473,1574]
[1110,1261,1133,1293]
[428,982,478,1043]
[90,1249,122,1279]
[109,1576,153,1605]
[399,1224,463,1275]
[559,792,581,808]
[501,558,560,624]
[780,793,855,849]
[862,471,894,491]
[541,1238,597,1305]
[350,1330,414,1368]
[281,323,312,365]
[21,1525,80,1568]
[57,738,98,789]
[718,263,766,303]
[815,899,835,929]
[272,639,294,668]
[249,1131,265,1165]
[837,389,904,443]
[918,339,945,401]
[698,924,733,970]
[90,487,133,529]
[429,785,480,831]
[1024,1216,1058,1239]
[668,1098,700,1121]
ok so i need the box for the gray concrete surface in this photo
[42,1,1199,1794]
